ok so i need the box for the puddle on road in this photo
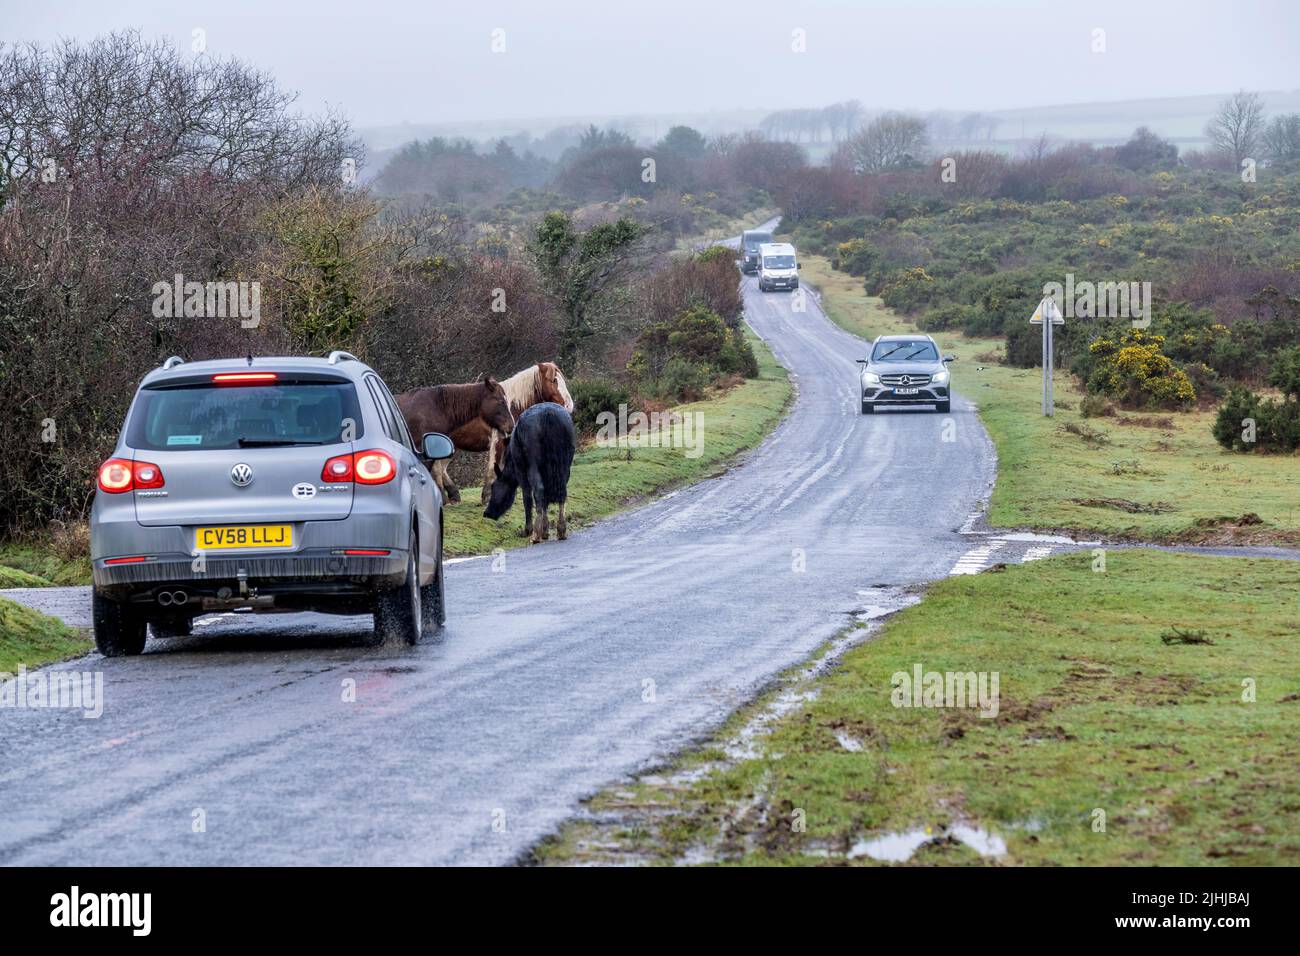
[992,531,1099,545]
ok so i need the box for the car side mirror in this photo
[421,432,455,460]
[943,355,956,363]
[855,358,868,365]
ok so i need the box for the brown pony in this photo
[455,362,574,503]
[395,375,514,503]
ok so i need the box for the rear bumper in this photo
[93,547,408,608]
[91,508,411,608]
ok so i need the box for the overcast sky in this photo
[9,0,1299,128]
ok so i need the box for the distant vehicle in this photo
[757,241,800,292]
[740,229,772,274]
[88,352,454,655]
[857,334,955,414]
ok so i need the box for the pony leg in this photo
[433,460,461,504]
[528,468,546,543]
[556,501,567,540]
[481,431,499,506]
[519,482,533,538]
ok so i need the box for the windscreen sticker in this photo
[167,435,202,445]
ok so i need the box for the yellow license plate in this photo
[195,524,293,551]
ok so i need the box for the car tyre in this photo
[149,617,193,640]
[936,400,951,413]
[371,532,422,646]
[93,591,147,657]
[422,528,446,630]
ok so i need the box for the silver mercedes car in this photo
[857,334,955,413]
[89,351,454,655]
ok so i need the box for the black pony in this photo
[482,402,576,543]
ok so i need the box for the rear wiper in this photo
[237,438,324,447]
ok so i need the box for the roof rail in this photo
[162,355,185,370]
[327,350,359,365]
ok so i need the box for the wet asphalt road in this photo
[1,233,1006,866]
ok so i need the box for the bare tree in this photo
[842,112,929,173]
[1206,90,1266,166]
[1262,113,1300,169]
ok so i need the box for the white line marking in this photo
[949,540,1007,576]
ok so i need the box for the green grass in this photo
[537,550,1300,865]
[0,596,91,673]
[801,251,1300,544]
[443,327,791,556]
[0,543,91,587]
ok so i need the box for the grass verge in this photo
[444,326,790,555]
[800,251,1300,545]
[0,597,92,673]
[534,549,1300,865]
[0,542,92,587]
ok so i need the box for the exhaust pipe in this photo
[157,591,172,606]
[171,590,188,606]
[156,590,188,606]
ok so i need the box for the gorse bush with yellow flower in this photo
[1085,330,1196,410]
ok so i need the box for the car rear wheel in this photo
[371,533,422,646]
[422,539,445,630]
[93,591,147,657]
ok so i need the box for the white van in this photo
[757,242,800,292]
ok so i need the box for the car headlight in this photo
[932,369,949,385]
[862,372,881,385]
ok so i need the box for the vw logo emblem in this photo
[900,375,911,385]
[230,463,254,486]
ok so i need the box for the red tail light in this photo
[97,458,164,493]
[354,450,396,484]
[320,450,396,485]
[212,372,278,385]
[132,461,165,489]
[322,454,354,482]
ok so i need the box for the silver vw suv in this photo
[857,334,955,414]
[89,352,454,655]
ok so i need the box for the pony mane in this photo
[500,363,573,415]
[501,364,544,415]
[430,382,488,421]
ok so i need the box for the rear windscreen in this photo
[743,232,771,251]
[126,381,363,450]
